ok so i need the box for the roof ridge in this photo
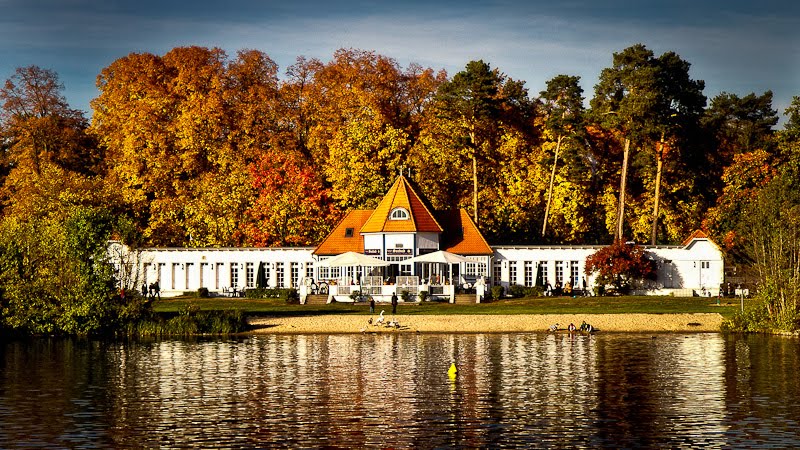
[403,176,443,232]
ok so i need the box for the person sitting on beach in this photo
[567,323,576,332]
[548,323,560,332]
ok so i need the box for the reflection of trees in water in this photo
[2,334,800,447]
[723,334,800,446]
[593,334,727,446]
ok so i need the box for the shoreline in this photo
[248,313,725,334]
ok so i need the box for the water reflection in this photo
[1,333,799,448]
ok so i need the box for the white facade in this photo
[108,237,724,299]
[492,238,724,296]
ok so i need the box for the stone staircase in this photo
[304,294,329,305]
[453,293,476,304]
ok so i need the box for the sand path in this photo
[248,313,724,334]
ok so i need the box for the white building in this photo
[109,177,724,301]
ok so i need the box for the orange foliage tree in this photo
[240,150,336,246]
[584,240,657,293]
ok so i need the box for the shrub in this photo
[418,290,430,302]
[491,285,505,301]
[506,284,543,298]
[123,306,246,336]
[245,288,297,301]
[400,290,410,302]
[197,287,210,298]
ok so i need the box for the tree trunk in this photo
[472,154,478,225]
[616,138,630,240]
[470,129,478,225]
[650,132,665,245]
[542,134,564,237]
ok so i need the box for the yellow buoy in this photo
[448,363,458,376]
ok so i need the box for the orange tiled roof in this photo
[360,176,443,233]
[313,210,372,255]
[437,209,493,255]
[681,229,709,247]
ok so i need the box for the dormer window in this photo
[390,207,409,220]
[344,227,354,238]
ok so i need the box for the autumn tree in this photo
[279,50,442,213]
[538,74,589,239]
[434,60,503,225]
[419,60,537,238]
[91,47,280,246]
[584,240,657,293]
[241,149,335,246]
[0,66,102,221]
[703,149,777,249]
[590,44,706,243]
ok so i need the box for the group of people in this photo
[549,321,596,333]
[141,281,161,301]
[544,278,589,297]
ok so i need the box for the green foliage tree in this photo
[590,44,706,243]
[730,173,800,331]
[539,74,587,239]
[0,207,142,335]
[433,60,535,226]
[584,240,657,293]
[703,91,778,159]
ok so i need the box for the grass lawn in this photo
[154,295,747,319]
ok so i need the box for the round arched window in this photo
[390,207,409,220]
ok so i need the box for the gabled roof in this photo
[682,229,710,247]
[437,210,493,255]
[360,176,443,233]
[314,210,372,256]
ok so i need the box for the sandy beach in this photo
[248,313,724,334]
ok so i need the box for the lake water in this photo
[1,332,799,448]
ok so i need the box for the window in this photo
[493,261,502,286]
[275,262,284,288]
[390,207,409,220]
[306,263,314,281]
[524,261,534,287]
[539,261,548,286]
[571,261,580,285]
[291,262,300,287]
[509,262,517,285]
[230,263,239,288]
[262,264,271,288]
[555,261,564,284]
[344,227,354,238]
[386,256,412,275]
[465,262,477,276]
[701,261,710,269]
[246,262,255,288]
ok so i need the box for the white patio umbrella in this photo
[405,250,473,285]
[405,250,471,264]
[317,251,390,267]
[317,252,390,287]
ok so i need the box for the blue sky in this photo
[2,0,798,123]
